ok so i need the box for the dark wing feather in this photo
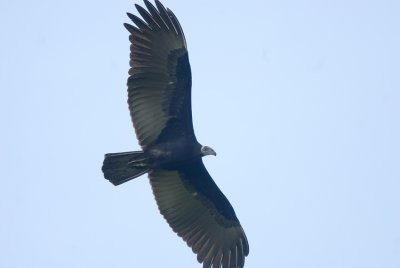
[124,0,195,148]
[149,160,249,268]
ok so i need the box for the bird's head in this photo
[201,145,217,157]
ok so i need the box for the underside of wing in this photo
[148,160,249,268]
[124,0,195,148]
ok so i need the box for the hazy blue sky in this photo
[1,0,399,267]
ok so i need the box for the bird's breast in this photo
[146,140,199,170]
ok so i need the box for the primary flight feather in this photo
[102,1,249,267]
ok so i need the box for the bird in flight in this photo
[102,1,249,267]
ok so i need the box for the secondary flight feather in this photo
[102,1,249,267]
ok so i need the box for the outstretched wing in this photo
[149,160,249,268]
[124,0,196,148]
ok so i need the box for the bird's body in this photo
[102,1,249,267]
[147,138,201,168]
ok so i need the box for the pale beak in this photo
[210,149,217,156]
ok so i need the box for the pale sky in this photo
[1,0,399,267]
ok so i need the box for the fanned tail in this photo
[102,151,149,186]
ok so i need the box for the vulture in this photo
[102,1,249,267]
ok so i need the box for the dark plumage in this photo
[102,1,249,267]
